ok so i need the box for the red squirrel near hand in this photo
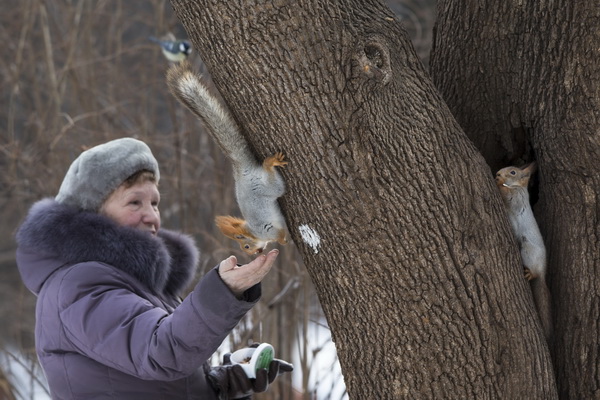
[167,62,288,255]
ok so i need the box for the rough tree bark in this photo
[431,2,600,398]
[170,0,556,398]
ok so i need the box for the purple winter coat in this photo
[15,199,260,399]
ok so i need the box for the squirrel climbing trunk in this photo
[166,62,288,255]
[496,163,553,344]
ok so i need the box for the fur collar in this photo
[16,199,199,296]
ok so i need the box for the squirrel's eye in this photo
[244,245,250,249]
[510,171,516,175]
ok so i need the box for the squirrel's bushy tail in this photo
[531,277,553,345]
[166,62,254,166]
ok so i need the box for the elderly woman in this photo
[15,138,291,399]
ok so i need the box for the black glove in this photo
[207,349,293,400]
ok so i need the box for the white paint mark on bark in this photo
[299,225,321,254]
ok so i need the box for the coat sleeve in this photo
[57,262,259,381]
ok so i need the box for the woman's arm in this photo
[57,262,259,380]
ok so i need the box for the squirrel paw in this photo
[277,229,288,245]
[264,152,288,170]
[524,268,538,281]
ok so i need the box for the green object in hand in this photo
[255,346,274,371]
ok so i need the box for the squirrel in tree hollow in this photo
[495,162,552,342]
[166,61,288,255]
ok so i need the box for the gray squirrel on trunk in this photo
[496,162,552,343]
[166,62,288,255]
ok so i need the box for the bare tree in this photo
[431,2,600,399]
[169,1,558,398]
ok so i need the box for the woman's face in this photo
[100,180,161,235]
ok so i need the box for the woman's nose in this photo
[142,203,160,226]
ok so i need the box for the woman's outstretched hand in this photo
[218,249,279,298]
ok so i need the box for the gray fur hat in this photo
[55,138,160,211]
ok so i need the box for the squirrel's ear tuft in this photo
[523,162,538,176]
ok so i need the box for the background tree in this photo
[431,2,600,398]
[169,0,559,398]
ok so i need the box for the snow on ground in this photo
[1,347,50,400]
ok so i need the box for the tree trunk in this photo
[170,1,556,398]
[431,1,600,398]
